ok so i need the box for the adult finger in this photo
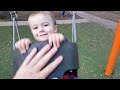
[39,55,63,79]
[28,44,51,67]
[34,46,58,71]
[49,36,52,47]
[22,47,37,66]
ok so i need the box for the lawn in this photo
[0,22,120,79]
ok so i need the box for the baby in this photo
[15,11,65,53]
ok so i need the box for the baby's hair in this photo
[28,11,56,25]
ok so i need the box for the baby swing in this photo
[10,11,79,79]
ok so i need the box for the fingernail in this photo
[54,46,58,51]
[46,44,51,49]
[33,47,37,52]
[59,56,63,60]
[49,43,52,47]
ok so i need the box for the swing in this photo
[10,11,79,79]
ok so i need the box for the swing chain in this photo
[9,11,20,50]
[9,11,18,20]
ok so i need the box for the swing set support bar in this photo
[72,11,77,43]
[9,11,77,50]
[9,11,20,50]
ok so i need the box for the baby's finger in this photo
[15,42,18,49]
[60,34,65,43]
[56,35,60,48]
[25,40,31,50]
[21,40,26,54]
[52,35,57,47]
[16,41,23,54]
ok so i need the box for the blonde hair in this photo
[28,11,56,25]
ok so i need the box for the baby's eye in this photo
[33,27,38,30]
[44,24,49,27]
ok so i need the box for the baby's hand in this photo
[48,33,65,48]
[15,38,32,54]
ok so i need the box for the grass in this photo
[0,22,120,79]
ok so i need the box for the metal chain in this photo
[9,11,20,50]
[9,11,18,20]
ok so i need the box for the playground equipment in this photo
[9,11,20,50]
[10,11,79,79]
[72,11,77,42]
[105,20,120,77]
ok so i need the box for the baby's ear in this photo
[54,25,58,33]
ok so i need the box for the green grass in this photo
[0,22,120,79]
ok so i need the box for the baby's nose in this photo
[38,27,44,32]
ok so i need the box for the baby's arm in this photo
[48,33,65,48]
[15,38,32,54]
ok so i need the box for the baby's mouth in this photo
[38,33,48,37]
[40,34,47,36]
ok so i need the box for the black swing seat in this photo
[14,39,79,79]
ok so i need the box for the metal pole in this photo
[15,19,20,40]
[72,11,77,43]
[13,17,15,50]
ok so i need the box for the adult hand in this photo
[13,44,63,79]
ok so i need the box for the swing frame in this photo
[10,11,79,79]
[9,11,77,50]
[9,11,20,50]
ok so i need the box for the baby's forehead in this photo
[28,13,55,26]
[31,13,52,19]
[29,13,53,22]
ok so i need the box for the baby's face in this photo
[29,13,57,42]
